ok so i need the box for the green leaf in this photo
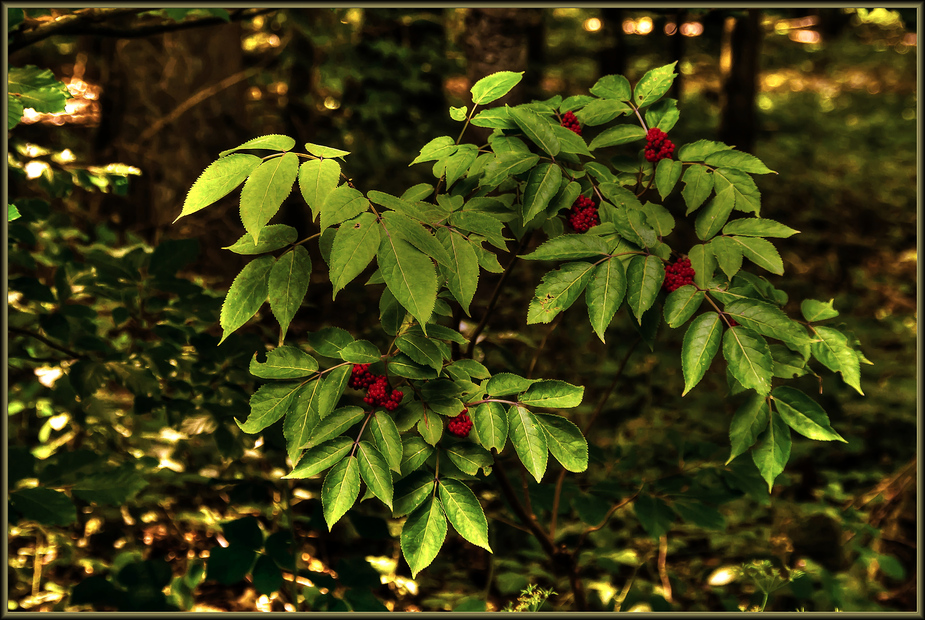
[634,494,673,539]
[250,346,318,379]
[521,163,562,225]
[643,202,675,237]
[521,234,610,261]
[176,154,260,221]
[302,406,365,450]
[590,74,632,100]
[712,168,761,214]
[439,479,491,551]
[322,456,361,530]
[401,183,434,202]
[470,71,523,106]
[357,441,394,510]
[252,555,283,596]
[688,244,716,288]
[238,381,304,434]
[8,203,21,221]
[268,245,310,339]
[444,443,492,476]
[284,436,352,479]
[509,105,560,157]
[338,340,381,364]
[731,236,784,276]
[380,211,451,266]
[445,144,479,189]
[751,412,791,492]
[394,471,435,517]
[284,379,321,460]
[726,393,770,464]
[695,190,735,241]
[369,413,403,473]
[206,545,256,585]
[417,408,444,446]
[772,386,846,442]
[471,402,507,452]
[671,500,726,530]
[507,405,548,483]
[722,218,798,238]
[330,212,380,299]
[395,334,444,373]
[377,236,437,332]
[801,299,839,322]
[436,229,479,316]
[536,413,588,472]
[655,158,683,200]
[240,152,299,244]
[223,224,297,255]
[298,159,341,221]
[9,487,76,526]
[550,124,593,156]
[316,365,352,418]
[520,380,584,409]
[586,256,627,342]
[625,255,664,323]
[8,65,65,92]
[401,496,447,578]
[470,107,517,129]
[633,62,677,108]
[575,98,630,125]
[401,435,434,476]
[306,326,354,358]
[770,344,809,379]
[724,299,813,349]
[8,95,23,130]
[219,255,274,344]
[219,134,295,157]
[321,184,369,232]
[389,354,439,380]
[681,312,723,395]
[527,261,596,325]
[810,326,864,395]
[449,211,510,250]
[681,165,713,215]
[485,373,538,397]
[704,150,775,175]
[411,136,457,165]
[480,153,540,188]
[708,236,743,280]
[677,139,733,162]
[664,285,703,329]
[722,326,773,395]
[645,98,680,132]
[588,124,646,151]
[449,105,467,121]
[305,142,350,159]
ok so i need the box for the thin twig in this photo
[658,534,673,602]
[582,335,642,435]
[9,327,85,360]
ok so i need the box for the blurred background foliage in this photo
[6,7,917,612]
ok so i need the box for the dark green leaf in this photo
[357,441,393,510]
[322,456,361,530]
[586,256,627,342]
[302,406,365,450]
[249,346,318,383]
[521,234,610,261]
[681,312,723,395]
[751,412,791,492]
[285,436,352,479]
[206,545,256,585]
[437,228,479,315]
[634,494,673,539]
[238,381,304,434]
[509,106,560,157]
[772,386,846,442]
[378,236,437,332]
[439,478,491,551]
[726,393,770,464]
[520,380,584,409]
[625,255,664,323]
[401,496,447,577]
[507,405,548,483]
[723,326,773,395]
[527,261,596,324]
[223,224,296,255]
[9,487,76,526]
[330,212,380,298]
[664,285,703,329]
[681,165,713,215]
[369,412,403,473]
[536,413,588,472]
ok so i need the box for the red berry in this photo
[645,128,675,163]
[560,111,582,136]
[447,410,473,438]
[663,257,695,292]
[566,195,599,233]
[728,318,739,327]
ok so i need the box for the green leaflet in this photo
[401,496,447,578]
[322,456,361,530]
[810,326,864,395]
[521,163,562,225]
[268,245,311,340]
[380,211,451,266]
[219,134,295,157]
[9,488,76,527]
[240,152,299,244]
[726,393,770,464]
[695,189,735,241]
[417,408,444,446]
[550,124,593,156]
[751,412,791,492]
[338,340,380,364]
[330,212,380,299]
[507,405,548,483]
[681,312,723,396]
[445,144,479,188]
[394,471,435,517]
[389,354,439,380]
[321,184,369,232]
[634,494,673,540]
[520,380,584,409]
[724,298,813,349]
[302,406,365,450]
[377,235,437,333]
[598,182,644,210]
[801,299,839,322]
[439,478,491,552]
[771,344,809,379]
[401,435,434,476]
[304,142,350,159]
[449,211,509,250]
[772,386,846,442]
[306,326,354,358]
[575,98,630,126]
[238,381,304,434]
[316,365,352,418]
[470,107,517,129]
[219,255,274,344]
[527,261,596,325]
[485,373,538,397]
[722,326,773,395]
[588,124,646,151]
[410,136,457,165]
[395,334,444,373]
[645,98,680,132]
[705,150,775,175]
[285,378,322,460]
[357,441,394,510]
[249,346,318,379]
[471,402,507,452]
[678,139,733,162]
[223,224,297,255]
[681,164,714,215]
[723,217,798,238]
[708,235,743,280]
[590,74,632,100]
[177,154,260,222]
[509,106,560,157]
[655,158,683,200]
[444,443,492,476]
[284,436,352,479]
[625,255,664,324]
[633,62,677,108]
[470,71,523,106]
[671,500,726,531]
[369,412,403,473]
[731,236,784,275]
[436,228,479,316]
[642,202,675,237]
[664,285,704,329]
[712,168,761,214]
[586,256,627,342]
[688,244,716,288]
[480,153,540,188]
[521,234,610,261]
[536,413,588,472]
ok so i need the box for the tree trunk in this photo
[718,9,762,153]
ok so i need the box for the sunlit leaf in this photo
[240,152,299,244]
[176,154,260,221]
[439,479,491,551]
[322,456,360,530]
[220,255,274,344]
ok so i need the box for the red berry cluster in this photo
[567,195,600,233]
[663,257,695,292]
[727,318,739,327]
[350,364,403,411]
[447,410,473,438]
[644,127,675,163]
[560,111,581,136]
